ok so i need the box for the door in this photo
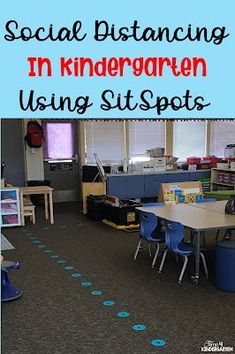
[43,120,80,202]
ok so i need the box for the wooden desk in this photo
[20,186,54,225]
[137,203,235,282]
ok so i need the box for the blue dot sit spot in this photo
[102,300,115,307]
[38,245,46,248]
[51,255,59,259]
[117,311,130,318]
[81,281,92,287]
[151,339,166,347]
[57,260,66,264]
[29,236,37,240]
[64,266,74,270]
[33,240,41,244]
[72,273,82,278]
[44,249,53,253]
[131,324,146,331]
[90,290,102,296]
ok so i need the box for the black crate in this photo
[103,199,142,226]
[87,194,105,221]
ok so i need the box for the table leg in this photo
[191,230,201,284]
[49,191,54,224]
[20,192,25,226]
[44,193,49,220]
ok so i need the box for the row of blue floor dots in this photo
[22,228,166,348]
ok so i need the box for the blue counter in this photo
[106,170,210,199]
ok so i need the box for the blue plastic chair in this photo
[133,208,165,268]
[158,220,208,283]
[1,261,22,302]
[215,228,235,243]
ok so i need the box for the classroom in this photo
[1,118,235,354]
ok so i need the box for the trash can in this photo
[215,240,235,292]
[27,180,51,206]
[87,194,105,221]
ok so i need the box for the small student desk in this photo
[20,186,54,225]
[137,203,235,283]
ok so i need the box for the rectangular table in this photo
[137,203,235,282]
[189,200,227,214]
[20,186,54,225]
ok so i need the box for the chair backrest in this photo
[139,210,164,241]
[165,220,185,253]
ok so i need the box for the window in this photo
[43,121,75,159]
[129,121,165,161]
[84,121,124,164]
[173,121,206,161]
[209,121,235,157]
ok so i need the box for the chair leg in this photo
[133,239,142,260]
[215,230,220,243]
[32,210,36,224]
[148,242,152,257]
[158,249,168,273]
[151,243,159,268]
[200,252,208,278]
[178,256,188,284]
[223,229,231,241]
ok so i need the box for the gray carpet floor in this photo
[1,203,235,354]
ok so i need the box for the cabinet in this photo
[210,168,235,191]
[106,176,127,199]
[1,188,21,227]
[107,175,145,199]
[189,171,211,181]
[106,170,211,199]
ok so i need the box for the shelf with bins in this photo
[210,168,235,192]
[1,188,21,227]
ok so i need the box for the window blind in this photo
[129,121,165,159]
[173,121,206,161]
[84,121,125,163]
[209,121,235,157]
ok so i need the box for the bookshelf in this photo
[1,188,21,227]
[210,168,235,192]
